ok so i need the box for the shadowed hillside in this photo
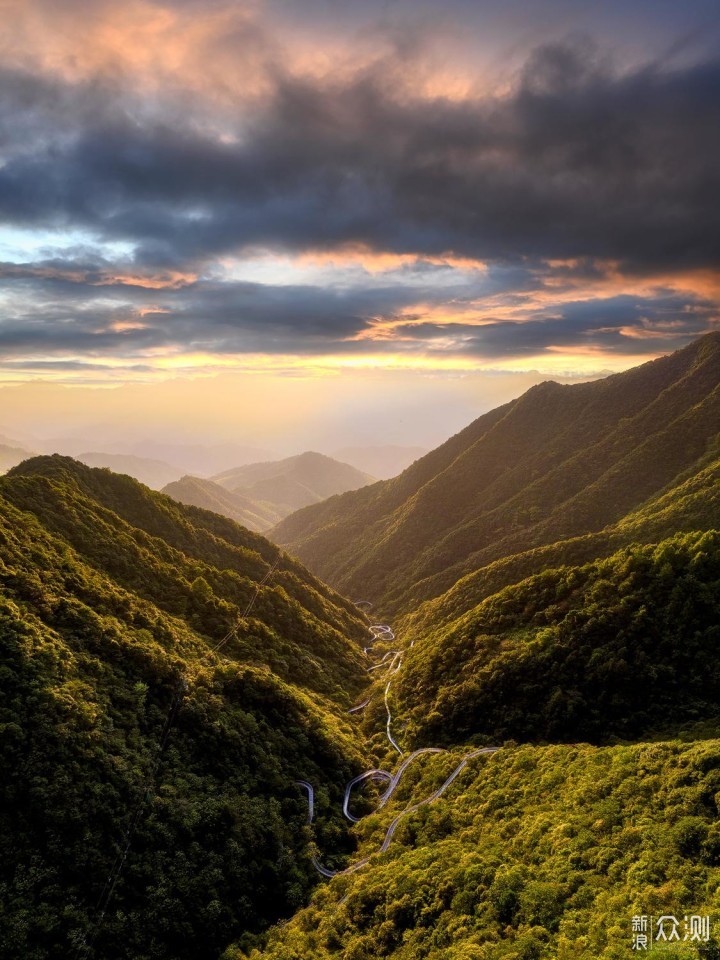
[0,456,373,960]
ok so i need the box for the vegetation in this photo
[397,531,720,746]
[273,333,720,616]
[0,457,372,959]
[236,739,720,960]
[6,336,720,959]
[401,450,720,642]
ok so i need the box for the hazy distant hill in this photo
[0,455,369,959]
[332,445,429,479]
[214,451,376,512]
[273,333,720,614]
[0,431,31,448]
[125,441,275,476]
[77,451,183,489]
[162,475,282,531]
[0,443,32,473]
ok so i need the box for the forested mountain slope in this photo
[402,447,720,642]
[240,739,720,960]
[273,333,720,616]
[6,336,720,960]
[0,457,372,960]
[397,530,720,747]
[229,522,720,960]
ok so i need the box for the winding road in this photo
[296,747,498,877]
[296,620,499,879]
[342,769,393,823]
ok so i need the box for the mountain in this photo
[214,452,377,513]
[76,452,183,489]
[0,456,372,960]
[123,441,276,477]
[273,333,720,615]
[0,442,32,473]
[162,475,282,531]
[331,445,429,479]
[0,432,25,446]
[402,443,720,643]
[398,529,720,747]
[8,335,720,960]
[234,329,720,960]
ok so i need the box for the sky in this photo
[0,0,718,452]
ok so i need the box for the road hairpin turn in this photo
[296,620,498,879]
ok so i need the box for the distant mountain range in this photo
[162,475,283,530]
[29,438,276,477]
[77,452,184,490]
[0,442,34,473]
[163,452,377,529]
[213,451,376,509]
[118,441,276,477]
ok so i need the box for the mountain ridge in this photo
[272,333,720,615]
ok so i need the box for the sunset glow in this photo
[0,0,718,447]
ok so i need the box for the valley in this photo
[2,334,720,959]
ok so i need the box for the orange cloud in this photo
[98,271,197,290]
[1,0,272,104]
[299,244,487,274]
[535,259,720,303]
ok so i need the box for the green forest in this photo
[0,456,373,959]
[241,740,720,960]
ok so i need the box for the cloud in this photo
[0,263,445,357]
[387,294,720,357]
[0,252,716,365]
[0,35,718,273]
[0,4,718,375]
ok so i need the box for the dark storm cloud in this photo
[0,41,719,273]
[1,9,719,371]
